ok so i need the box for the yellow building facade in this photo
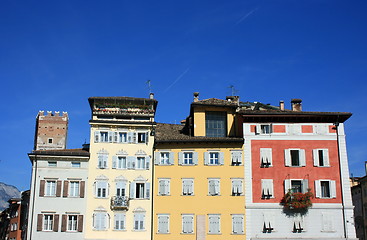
[153,95,245,240]
[85,96,157,240]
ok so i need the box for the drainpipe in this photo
[334,121,347,239]
[28,155,38,240]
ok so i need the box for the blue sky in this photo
[1,0,366,191]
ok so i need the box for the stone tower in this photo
[33,111,68,150]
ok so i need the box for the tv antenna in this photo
[228,85,238,96]
[146,80,152,94]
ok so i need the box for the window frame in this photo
[205,111,227,137]
[315,180,336,199]
[69,181,80,197]
[313,149,330,167]
[114,213,126,231]
[182,178,194,196]
[45,180,57,197]
[158,178,170,196]
[208,178,220,196]
[157,214,170,234]
[231,178,243,196]
[261,179,274,199]
[208,214,221,234]
[181,214,194,234]
[43,214,54,231]
[284,149,306,167]
[232,214,244,235]
[67,215,78,232]
[95,181,108,198]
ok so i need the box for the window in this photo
[48,138,53,144]
[182,179,194,195]
[284,179,308,193]
[204,151,224,165]
[137,132,148,143]
[97,151,108,169]
[67,215,78,231]
[158,179,170,196]
[130,182,150,199]
[95,181,108,198]
[208,179,220,196]
[45,180,56,196]
[178,151,198,165]
[136,157,146,169]
[205,111,227,137]
[69,181,80,197]
[118,132,127,143]
[232,214,244,234]
[231,150,242,166]
[231,179,243,196]
[116,156,127,169]
[116,181,127,197]
[261,179,274,199]
[315,180,336,198]
[261,124,272,134]
[48,161,57,167]
[313,149,330,167]
[114,213,126,230]
[292,215,304,233]
[71,162,81,168]
[262,212,275,233]
[93,212,108,230]
[157,214,170,234]
[134,213,145,230]
[182,214,194,234]
[208,214,221,234]
[43,214,54,231]
[100,131,109,142]
[155,152,174,165]
[284,149,305,167]
[260,148,272,167]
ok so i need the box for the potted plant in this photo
[280,189,313,210]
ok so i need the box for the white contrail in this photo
[235,8,258,25]
[164,68,190,92]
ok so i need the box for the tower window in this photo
[48,138,53,144]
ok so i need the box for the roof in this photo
[239,109,352,123]
[155,123,243,143]
[88,96,158,109]
[29,148,90,157]
[191,98,238,108]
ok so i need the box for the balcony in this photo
[111,196,129,210]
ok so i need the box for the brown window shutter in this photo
[61,215,67,232]
[53,214,59,232]
[80,181,85,198]
[78,215,84,232]
[56,181,62,197]
[37,214,43,231]
[39,180,45,197]
[63,181,69,197]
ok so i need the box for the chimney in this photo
[193,92,199,102]
[291,99,302,111]
[279,100,285,111]
[149,93,154,99]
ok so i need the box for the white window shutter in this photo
[219,152,224,165]
[159,180,164,195]
[145,131,149,144]
[168,152,174,165]
[130,182,135,199]
[178,152,183,165]
[132,132,137,143]
[268,179,274,196]
[255,124,260,134]
[302,179,309,193]
[113,131,118,143]
[154,152,160,165]
[112,156,117,169]
[145,182,150,199]
[324,149,330,166]
[300,149,306,166]
[145,156,150,170]
[330,180,336,198]
[108,131,113,143]
[94,131,100,143]
[193,152,198,165]
[128,156,136,169]
[315,180,321,198]
[103,154,108,168]
[284,149,291,166]
[313,149,319,166]
[127,132,133,143]
[215,179,220,195]
[284,179,291,193]
[167,180,170,195]
[209,180,215,195]
[204,152,209,165]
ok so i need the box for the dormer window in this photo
[205,111,227,137]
